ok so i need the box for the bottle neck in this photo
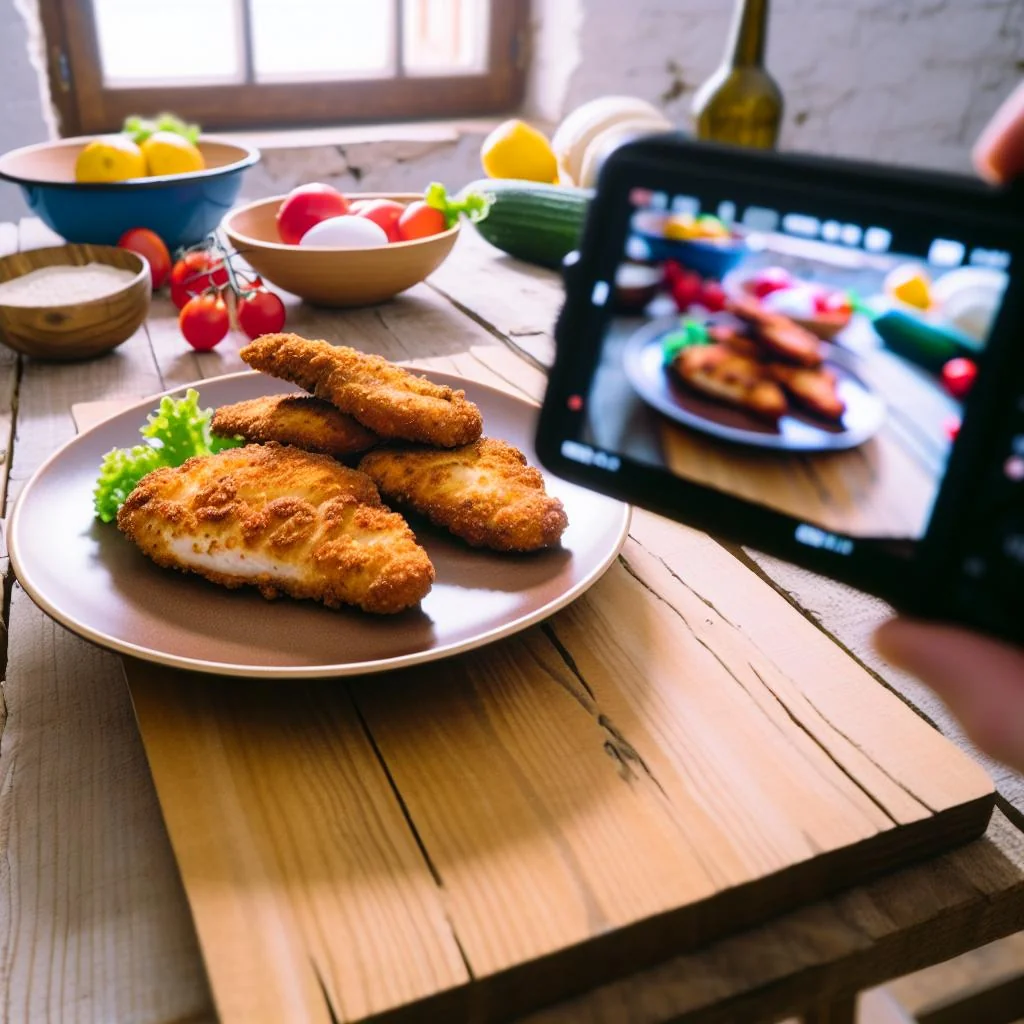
[726,0,769,68]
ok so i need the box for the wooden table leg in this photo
[800,995,857,1024]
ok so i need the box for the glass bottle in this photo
[691,0,783,149]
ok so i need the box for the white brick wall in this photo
[536,0,1023,172]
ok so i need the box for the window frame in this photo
[38,0,530,136]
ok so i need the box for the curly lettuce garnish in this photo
[662,318,710,366]
[93,389,242,523]
[425,181,493,227]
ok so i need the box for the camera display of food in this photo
[96,336,568,615]
[581,191,1010,541]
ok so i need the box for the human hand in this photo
[873,82,1024,774]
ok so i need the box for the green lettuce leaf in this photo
[93,389,242,523]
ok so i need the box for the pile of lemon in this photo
[75,114,205,183]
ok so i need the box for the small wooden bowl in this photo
[222,193,460,308]
[0,244,151,360]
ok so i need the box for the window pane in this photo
[251,0,395,82]
[94,0,245,86]
[403,0,489,76]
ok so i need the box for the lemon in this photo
[886,265,932,310]
[481,119,557,183]
[140,131,205,177]
[74,135,147,183]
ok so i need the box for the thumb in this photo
[875,618,1024,773]
[973,81,1024,183]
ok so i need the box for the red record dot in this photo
[567,395,584,412]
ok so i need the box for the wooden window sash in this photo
[39,0,528,136]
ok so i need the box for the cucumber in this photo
[464,179,592,269]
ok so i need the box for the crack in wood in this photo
[618,553,916,824]
[539,624,595,703]
[425,281,551,373]
[747,662,902,828]
[311,959,342,1024]
[539,623,668,797]
[716,542,949,738]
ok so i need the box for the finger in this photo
[875,618,1024,773]
[973,81,1024,183]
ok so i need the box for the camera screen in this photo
[569,186,1012,542]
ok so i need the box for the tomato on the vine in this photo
[170,251,228,309]
[397,201,446,241]
[118,228,171,289]
[179,294,229,350]
[237,288,286,340]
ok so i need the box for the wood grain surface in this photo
[1,219,1021,1024]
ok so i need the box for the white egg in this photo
[299,215,389,247]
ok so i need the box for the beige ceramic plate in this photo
[8,370,630,678]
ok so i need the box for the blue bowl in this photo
[630,209,747,279]
[0,136,259,249]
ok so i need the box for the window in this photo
[38,0,529,135]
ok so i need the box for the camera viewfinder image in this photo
[582,190,1010,540]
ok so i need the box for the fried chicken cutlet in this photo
[211,393,379,458]
[359,438,568,552]
[727,294,824,367]
[768,364,847,421]
[670,344,788,421]
[117,443,434,614]
[240,334,483,448]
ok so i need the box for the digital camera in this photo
[537,135,1024,643]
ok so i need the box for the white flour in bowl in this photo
[0,263,138,307]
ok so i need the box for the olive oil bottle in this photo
[691,0,783,149]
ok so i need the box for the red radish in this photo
[276,183,348,244]
[941,357,977,400]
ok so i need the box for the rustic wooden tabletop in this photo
[1,216,1023,1024]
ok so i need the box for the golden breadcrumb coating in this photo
[117,443,434,614]
[359,438,568,552]
[240,333,483,448]
[211,393,379,458]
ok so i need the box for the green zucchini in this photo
[463,179,592,269]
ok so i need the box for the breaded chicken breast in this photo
[359,438,568,552]
[211,393,379,458]
[118,443,434,614]
[240,333,483,448]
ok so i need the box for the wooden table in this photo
[2,215,1024,1024]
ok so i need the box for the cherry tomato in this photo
[347,199,372,214]
[698,280,726,312]
[276,183,348,244]
[669,269,704,312]
[750,267,793,299]
[941,357,978,400]
[179,293,229,350]
[170,251,227,309]
[397,201,446,241]
[353,199,405,242]
[237,288,286,340]
[118,228,171,289]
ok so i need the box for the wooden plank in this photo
[124,662,471,1024]
[0,220,212,1024]
[518,811,1024,1024]
[427,229,560,368]
[888,931,1024,1024]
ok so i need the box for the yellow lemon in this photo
[886,265,932,310]
[481,119,557,183]
[74,135,147,183]
[140,131,205,177]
